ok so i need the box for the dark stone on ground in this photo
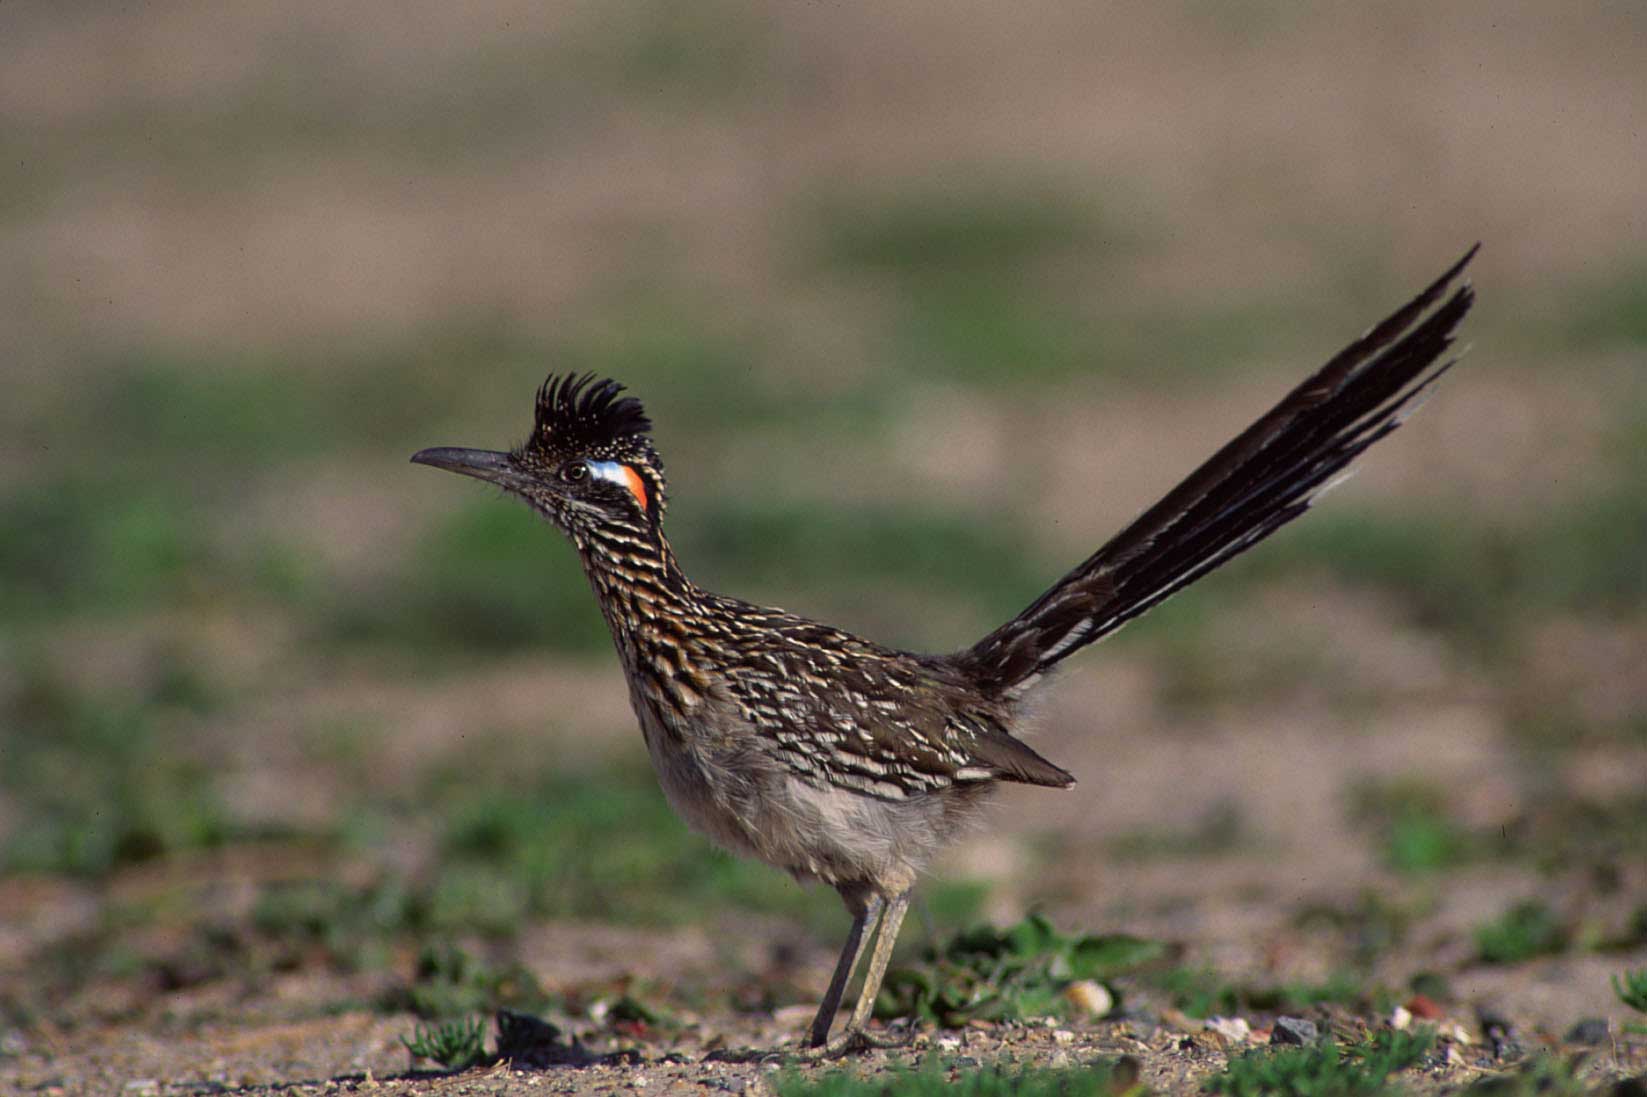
[1270,1017,1318,1045]
[1476,1005,1520,1060]
[1566,1017,1610,1046]
[1612,1075,1647,1097]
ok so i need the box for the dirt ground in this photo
[3,2,1646,1094]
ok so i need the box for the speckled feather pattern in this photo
[435,252,1474,908]
[566,510,1068,894]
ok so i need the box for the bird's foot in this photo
[793,1026,912,1060]
[700,1045,782,1064]
[701,1027,911,1064]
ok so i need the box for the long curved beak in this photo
[410,447,533,490]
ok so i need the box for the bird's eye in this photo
[561,462,588,483]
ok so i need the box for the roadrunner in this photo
[412,247,1476,1055]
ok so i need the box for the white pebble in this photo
[1205,1016,1252,1044]
[1064,980,1114,1018]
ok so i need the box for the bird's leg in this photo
[797,891,912,1060]
[806,891,882,1048]
[842,891,909,1036]
[703,891,890,1064]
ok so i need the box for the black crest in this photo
[526,373,653,458]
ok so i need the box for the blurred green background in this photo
[1,0,1644,1042]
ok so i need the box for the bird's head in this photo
[412,373,666,539]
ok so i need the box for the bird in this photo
[411,246,1476,1057]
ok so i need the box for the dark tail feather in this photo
[959,246,1478,698]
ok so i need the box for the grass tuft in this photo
[1154,966,1376,1021]
[1348,779,1476,876]
[1474,901,1568,965]
[876,913,1166,1026]
[811,183,1102,276]
[1614,968,1647,1014]
[1458,1054,1593,1097]
[1,670,237,876]
[395,944,553,1021]
[778,1056,1142,1097]
[401,1015,490,1072]
[1205,1027,1434,1097]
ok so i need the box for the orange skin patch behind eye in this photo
[588,460,650,511]
[620,464,649,512]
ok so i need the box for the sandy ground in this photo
[3,2,1646,1094]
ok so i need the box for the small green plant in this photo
[1156,967,1240,1020]
[1105,801,1246,862]
[1152,966,1374,1020]
[1474,901,1567,964]
[778,1055,1141,1097]
[1459,1054,1589,1097]
[876,913,1166,1027]
[0,670,237,878]
[401,1015,489,1072]
[1205,1027,1434,1097]
[395,944,553,1020]
[1614,968,1647,1013]
[1347,778,1473,875]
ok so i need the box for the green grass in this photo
[588,0,768,105]
[1348,779,1479,876]
[673,499,1058,648]
[1561,266,1647,350]
[1459,1055,1596,1097]
[330,497,611,655]
[1241,401,1647,649]
[1153,967,1377,1021]
[0,668,240,876]
[876,913,1167,1027]
[342,492,1059,657]
[1205,1028,1435,1097]
[1348,773,1647,887]
[779,1056,1141,1097]
[250,877,421,973]
[425,762,823,927]
[1292,893,1419,970]
[1474,901,1568,965]
[1104,801,1248,862]
[1156,967,1241,1021]
[0,478,305,622]
[811,182,1105,277]
[391,944,555,1021]
[250,758,850,947]
[804,179,1138,390]
[402,1015,489,1072]
[1613,968,1647,1014]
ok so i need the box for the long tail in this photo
[958,245,1477,699]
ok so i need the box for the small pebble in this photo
[1390,1006,1413,1031]
[1405,995,1443,1020]
[936,1035,962,1051]
[1270,1017,1318,1046]
[1205,1016,1251,1044]
[1565,1017,1610,1046]
[1053,1029,1076,1046]
[1064,980,1114,1018]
